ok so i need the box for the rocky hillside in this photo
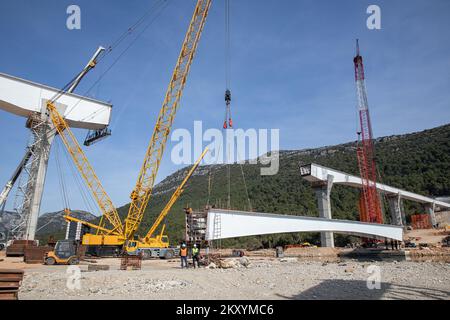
[0,210,96,241]
[114,123,450,248]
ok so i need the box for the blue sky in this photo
[0,0,449,214]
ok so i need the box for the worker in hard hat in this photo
[192,244,200,268]
[180,243,188,269]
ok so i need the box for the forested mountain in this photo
[31,124,449,248]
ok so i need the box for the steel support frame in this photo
[12,108,56,240]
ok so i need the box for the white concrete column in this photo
[387,194,404,226]
[425,203,437,228]
[313,175,334,248]
[24,124,56,240]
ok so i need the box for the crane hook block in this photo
[225,89,231,103]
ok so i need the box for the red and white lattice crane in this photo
[353,39,383,224]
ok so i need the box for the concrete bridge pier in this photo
[387,194,405,226]
[312,174,334,248]
[424,203,437,228]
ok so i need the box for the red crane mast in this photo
[354,40,383,224]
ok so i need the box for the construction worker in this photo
[180,243,188,269]
[192,244,200,268]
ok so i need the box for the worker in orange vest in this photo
[180,243,188,269]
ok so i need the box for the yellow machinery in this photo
[44,239,82,265]
[45,0,212,256]
[63,147,208,257]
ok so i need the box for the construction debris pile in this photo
[207,256,251,269]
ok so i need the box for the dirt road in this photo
[14,257,450,300]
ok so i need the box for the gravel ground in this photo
[18,258,450,300]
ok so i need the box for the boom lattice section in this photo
[46,102,124,235]
[124,0,212,239]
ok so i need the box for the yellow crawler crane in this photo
[64,147,208,258]
[125,148,208,259]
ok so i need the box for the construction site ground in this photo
[404,228,449,245]
[1,248,449,300]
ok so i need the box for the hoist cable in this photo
[236,149,253,212]
[63,0,171,119]
[54,139,70,210]
[60,138,99,217]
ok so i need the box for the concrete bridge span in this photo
[300,163,450,247]
[205,209,403,242]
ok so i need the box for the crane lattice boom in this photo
[354,40,383,224]
[46,101,124,236]
[143,148,208,242]
[124,0,212,240]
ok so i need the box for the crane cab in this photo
[124,234,175,260]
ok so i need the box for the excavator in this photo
[43,0,212,260]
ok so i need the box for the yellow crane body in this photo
[81,234,124,246]
[50,0,211,255]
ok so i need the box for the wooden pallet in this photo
[120,255,142,271]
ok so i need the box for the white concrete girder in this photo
[0,72,112,130]
[205,209,403,242]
